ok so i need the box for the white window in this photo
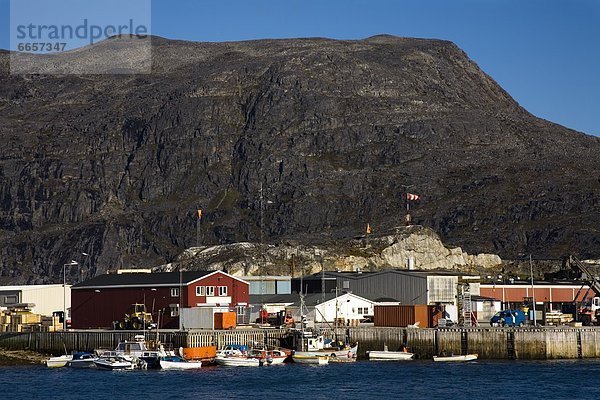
[171,288,179,297]
[206,286,215,296]
[218,286,228,296]
[170,304,179,317]
[196,286,205,296]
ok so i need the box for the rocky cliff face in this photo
[156,225,501,277]
[1,35,599,284]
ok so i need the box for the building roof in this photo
[241,276,291,282]
[480,280,592,287]
[472,295,501,302]
[250,293,300,305]
[298,269,471,281]
[72,270,247,289]
[0,284,65,291]
[250,291,389,306]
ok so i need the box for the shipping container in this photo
[183,346,217,361]
[374,305,434,328]
[214,312,236,330]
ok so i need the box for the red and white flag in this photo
[406,193,420,201]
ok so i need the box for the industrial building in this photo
[480,280,593,322]
[291,270,463,306]
[71,270,249,329]
[0,284,70,317]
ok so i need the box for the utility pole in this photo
[530,254,536,326]
[63,260,78,331]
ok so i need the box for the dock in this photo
[2,327,600,360]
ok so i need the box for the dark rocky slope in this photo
[1,35,599,283]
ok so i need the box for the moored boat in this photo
[433,354,478,362]
[67,352,98,368]
[367,344,414,361]
[93,352,135,370]
[292,353,329,365]
[247,343,290,365]
[367,350,414,361]
[214,355,262,367]
[159,355,202,370]
[45,354,73,368]
[291,339,357,362]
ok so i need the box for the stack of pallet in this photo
[8,310,41,332]
[0,308,49,332]
[0,311,11,332]
[40,316,62,332]
[546,312,573,326]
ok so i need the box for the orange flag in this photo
[197,209,202,219]
[366,223,372,234]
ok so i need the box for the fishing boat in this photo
[291,353,329,365]
[433,353,478,362]
[159,355,202,370]
[45,354,73,368]
[285,280,351,364]
[289,332,357,362]
[67,352,98,368]
[93,352,135,370]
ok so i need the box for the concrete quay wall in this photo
[346,327,600,360]
[2,327,600,360]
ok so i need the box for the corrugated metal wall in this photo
[427,276,457,304]
[335,273,427,304]
[373,305,433,328]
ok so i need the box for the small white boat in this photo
[159,356,202,370]
[67,352,98,368]
[433,354,478,362]
[94,353,135,370]
[215,355,262,367]
[45,354,73,368]
[367,350,414,361]
[292,354,329,365]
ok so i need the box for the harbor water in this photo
[1,359,597,399]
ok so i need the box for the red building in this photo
[71,271,249,329]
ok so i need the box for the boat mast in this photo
[299,267,307,352]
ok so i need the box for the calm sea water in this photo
[1,359,596,399]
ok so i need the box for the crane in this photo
[569,256,600,325]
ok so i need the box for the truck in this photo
[490,309,526,327]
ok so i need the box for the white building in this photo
[0,285,71,316]
[286,292,377,325]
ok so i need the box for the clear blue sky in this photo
[1,0,598,136]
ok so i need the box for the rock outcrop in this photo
[156,225,501,276]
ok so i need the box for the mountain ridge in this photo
[1,35,599,284]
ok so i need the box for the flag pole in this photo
[196,209,202,247]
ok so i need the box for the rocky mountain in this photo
[1,35,599,284]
